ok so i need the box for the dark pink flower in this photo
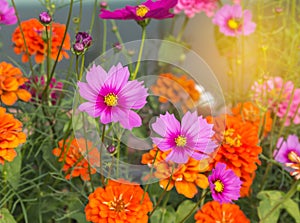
[0,0,17,28]
[212,4,256,36]
[151,111,216,163]
[99,0,178,21]
[78,63,148,130]
[208,163,242,203]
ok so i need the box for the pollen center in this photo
[223,128,242,147]
[104,93,118,106]
[175,135,187,147]
[104,194,129,213]
[228,19,239,30]
[288,151,299,163]
[136,5,149,17]
[214,180,224,193]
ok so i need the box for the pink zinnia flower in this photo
[208,163,242,203]
[0,0,17,28]
[274,134,300,170]
[212,4,256,36]
[251,76,300,126]
[174,0,218,18]
[78,63,148,130]
[151,111,216,163]
[99,0,178,21]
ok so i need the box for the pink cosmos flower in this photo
[208,162,242,203]
[99,0,178,21]
[251,76,300,126]
[78,63,148,130]
[174,0,218,18]
[151,111,216,163]
[274,134,300,171]
[212,4,256,36]
[0,0,17,28]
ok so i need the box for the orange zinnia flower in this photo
[12,18,70,64]
[151,73,201,112]
[52,138,99,181]
[0,62,31,105]
[85,179,153,223]
[0,107,26,165]
[231,101,272,136]
[207,115,262,197]
[194,201,250,223]
[141,147,209,198]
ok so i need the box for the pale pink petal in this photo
[118,80,148,109]
[100,107,112,124]
[86,64,107,92]
[78,102,101,118]
[112,107,142,130]
[152,137,173,151]
[104,66,130,94]
[77,82,98,101]
[166,149,189,164]
[152,112,180,137]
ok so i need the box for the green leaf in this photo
[0,208,17,223]
[5,148,21,189]
[175,200,196,223]
[150,206,176,223]
[257,190,300,223]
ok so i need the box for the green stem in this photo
[89,0,98,33]
[102,20,107,54]
[176,16,189,42]
[178,190,209,223]
[100,124,106,187]
[79,55,85,81]
[131,26,146,80]
[10,0,34,77]
[260,180,300,223]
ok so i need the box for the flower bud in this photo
[39,11,52,25]
[100,2,108,9]
[75,32,93,47]
[106,145,116,154]
[113,42,122,52]
[73,42,84,53]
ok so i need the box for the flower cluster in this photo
[0,61,31,105]
[207,114,262,197]
[52,138,99,181]
[72,32,93,55]
[252,76,300,126]
[0,107,26,165]
[12,18,70,63]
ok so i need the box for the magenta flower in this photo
[0,0,17,28]
[274,134,300,170]
[99,0,178,21]
[78,63,148,130]
[151,111,216,163]
[174,0,218,18]
[212,4,256,36]
[208,163,242,203]
[251,76,300,126]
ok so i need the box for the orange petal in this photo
[1,92,18,105]
[17,89,32,102]
[175,181,197,198]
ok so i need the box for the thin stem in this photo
[178,190,209,223]
[89,0,98,33]
[79,55,85,81]
[100,124,106,187]
[132,26,146,80]
[176,16,189,42]
[10,0,34,76]
[102,20,107,54]
[148,165,175,217]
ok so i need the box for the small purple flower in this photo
[73,42,85,53]
[78,63,148,130]
[0,0,17,28]
[274,134,300,171]
[39,11,52,25]
[75,32,93,47]
[113,42,122,52]
[208,163,242,203]
[107,145,116,154]
[100,1,108,9]
[99,0,178,21]
[151,111,216,164]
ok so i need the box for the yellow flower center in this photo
[288,151,299,163]
[103,194,129,212]
[223,128,242,147]
[175,135,187,147]
[104,93,118,106]
[228,19,239,30]
[136,5,149,17]
[214,180,224,193]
